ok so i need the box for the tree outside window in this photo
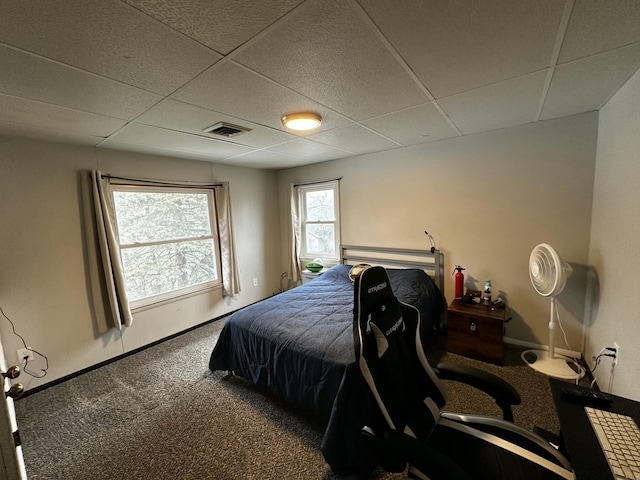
[111,186,221,308]
[299,181,340,262]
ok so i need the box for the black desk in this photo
[549,377,640,480]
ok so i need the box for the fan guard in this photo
[521,244,584,380]
[529,244,570,297]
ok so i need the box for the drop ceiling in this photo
[1,0,639,169]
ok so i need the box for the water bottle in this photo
[483,280,492,306]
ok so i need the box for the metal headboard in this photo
[340,244,444,293]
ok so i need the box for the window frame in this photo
[110,183,222,310]
[298,180,341,264]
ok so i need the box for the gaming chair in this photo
[353,266,575,480]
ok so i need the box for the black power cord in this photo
[589,347,617,388]
[0,305,49,378]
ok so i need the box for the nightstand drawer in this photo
[301,269,326,284]
[446,300,506,365]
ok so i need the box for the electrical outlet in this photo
[17,348,33,362]
[614,342,620,366]
[253,278,258,287]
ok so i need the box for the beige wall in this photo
[588,68,640,399]
[0,138,281,391]
[278,112,598,354]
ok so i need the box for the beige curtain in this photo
[288,184,302,284]
[85,170,133,330]
[216,182,240,296]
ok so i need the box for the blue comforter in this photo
[209,264,445,475]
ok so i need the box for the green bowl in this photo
[306,263,323,273]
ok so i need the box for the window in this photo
[111,185,221,308]
[298,180,340,262]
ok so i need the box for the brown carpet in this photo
[14,319,565,479]
[439,348,561,435]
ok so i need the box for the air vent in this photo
[203,122,252,138]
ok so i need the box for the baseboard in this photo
[15,311,234,399]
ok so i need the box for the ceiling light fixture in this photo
[281,112,322,131]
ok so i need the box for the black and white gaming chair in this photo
[353,266,575,480]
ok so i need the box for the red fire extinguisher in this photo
[453,265,465,299]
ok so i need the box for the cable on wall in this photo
[0,305,49,378]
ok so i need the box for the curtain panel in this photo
[83,171,240,330]
[84,170,133,330]
[216,182,240,296]
[288,184,302,284]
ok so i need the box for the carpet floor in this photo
[15,318,566,479]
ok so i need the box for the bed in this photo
[209,245,446,475]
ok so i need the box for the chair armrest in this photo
[435,362,521,421]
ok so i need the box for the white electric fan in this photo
[521,244,584,380]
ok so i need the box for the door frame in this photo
[0,332,27,479]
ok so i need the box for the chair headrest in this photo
[355,266,404,357]
[354,266,396,316]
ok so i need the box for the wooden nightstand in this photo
[446,299,507,365]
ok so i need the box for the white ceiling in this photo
[1,0,639,169]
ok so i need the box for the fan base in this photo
[521,349,585,381]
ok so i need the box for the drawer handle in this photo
[470,320,477,332]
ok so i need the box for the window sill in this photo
[130,283,222,314]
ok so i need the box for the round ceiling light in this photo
[281,112,322,131]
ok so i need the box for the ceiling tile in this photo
[267,138,350,162]
[362,103,460,145]
[0,121,104,147]
[439,71,547,135]
[358,0,565,98]
[98,140,230,164]
[122,0,305,55]
[558,0,640,63]
[308,124,401,155]
[172,61,351,131]
[0,94,126,137]
[101,123,253,158]
[0,0,219,95]
[226,150,301,169]
[542,43,640,120]
[0,45,162,120]
[232,0,429,120]
[135,99,296,148]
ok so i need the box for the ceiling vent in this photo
[203,122,252,138]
